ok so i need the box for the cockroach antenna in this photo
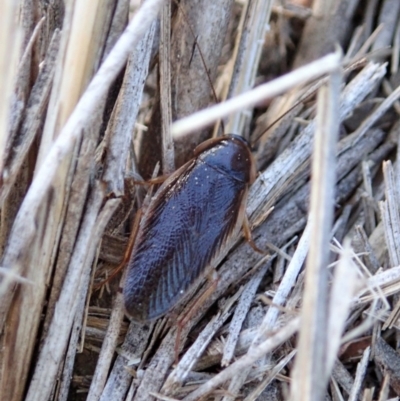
[174,0,319,147]
[173,0,226,136]
[250,90,316,146]
[250,55,368,146]
[175,2,310,147]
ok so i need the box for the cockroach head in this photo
[194,134,256,184]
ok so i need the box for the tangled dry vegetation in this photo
[1,0,400,400]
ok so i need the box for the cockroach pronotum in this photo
[123,134,257,322]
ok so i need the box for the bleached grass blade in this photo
[159,0,174,175]
[291,64,341,401]
[260,222,310,336]
[377,373,390,401]
[331,377,346,401]
[381,161,400,266]
[222,255,272,366]
[225,0,273,134]
[391,17,400,75]
[351,84,400,147]
[355,265,400,302]
[0,0,21,175]
[332,361,354,396]
[348,346,371,401]
[103,22,156,195]
[325,240,358,382]
[0,30,61,206]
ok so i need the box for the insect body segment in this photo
[123,135,255,322]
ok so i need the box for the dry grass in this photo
[1,0,400,400]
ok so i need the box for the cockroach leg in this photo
[101,165,164,292]
[174,269,219,364]
[242,214,266,254]
[130,175,169,186]
[94,209,142,290]
[252,205,274,229]
[125,162,167,187]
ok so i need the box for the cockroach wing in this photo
[123,157,249,322]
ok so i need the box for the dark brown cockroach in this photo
[123,134,256,322]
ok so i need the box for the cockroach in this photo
[123,134,257,322]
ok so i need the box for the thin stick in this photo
[172,52,341,138]
[86,283,125,401]
[221,223,310,400]
[25,190,115,401]
[182,317,300,401]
